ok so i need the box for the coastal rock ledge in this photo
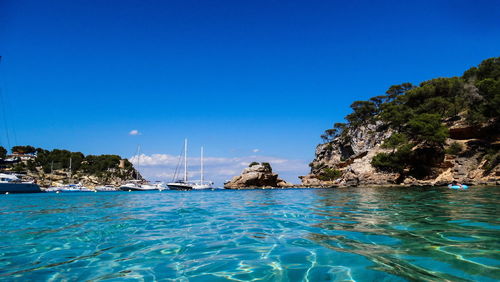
[224,162,293,189]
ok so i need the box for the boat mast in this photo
[0,56,12,150]
[69,157,72,181]
[184,139,188,182]
[136,145,141,180]
[200,146,204,185]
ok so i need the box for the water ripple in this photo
[0,187,498,281]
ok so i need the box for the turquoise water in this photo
[0,187,499,281]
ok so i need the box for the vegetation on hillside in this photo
[320,57,500,178]
[317,168,342,181]
[1,145,134,177]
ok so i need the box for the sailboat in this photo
[167,139,213,190]
[192,146,213,190]
[119,145,160,191]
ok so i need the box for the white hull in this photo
[192,183,213,190]
[95,186,118,192]
[45,184,92,192]
[119,182,160,191]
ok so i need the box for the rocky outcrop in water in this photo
[224,163,293,189]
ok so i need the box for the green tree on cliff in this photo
[405,114,449,146]
[12,145,36,154]
[322,57,499,178]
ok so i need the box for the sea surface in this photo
[0,187,499,281]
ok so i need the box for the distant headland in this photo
[301,57,499,187]
[0,145,139,187]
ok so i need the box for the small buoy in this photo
[128,189,131,192]
[5,192,9,195]
[56,191,60,194]
[94,190,97,193]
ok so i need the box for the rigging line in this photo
[135,145,141,180]
[0,86,11,150]
[172,145,184,182]
[0,56,10,149]
[1,83,18,146]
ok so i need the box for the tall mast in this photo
[69,157,72,181]
[0,56,12,150]
[136,145,141,180]
[184,139,188,182]
[200,146,204,184]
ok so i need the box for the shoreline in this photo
[224,183,499,189]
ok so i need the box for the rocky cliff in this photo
[301,121,499,187]
[24,167,141,188]
[224,163,293,189]
[301,57,500,187]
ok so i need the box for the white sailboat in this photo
[167,139,213,190]
[192,146,213,190]
[167,139,193,190]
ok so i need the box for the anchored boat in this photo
[0,173,42,194]
[167,139,213,190]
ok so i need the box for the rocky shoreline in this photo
[224,183,499,190]
[227,58,500,190]
[300,122,499,188]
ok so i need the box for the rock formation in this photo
[24,167,140,188]
[301,121,499,187]
[301,57,500,187]
[224,162,293,189]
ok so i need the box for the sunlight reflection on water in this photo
[0,187,498,281]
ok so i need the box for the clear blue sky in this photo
[1,0,499,184]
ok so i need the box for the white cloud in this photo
[128,153,309,187]
[129,130,140,135]
[252,149,260,153]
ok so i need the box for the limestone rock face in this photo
[302,120,499,187]
[26,167,139,188]
[303,122,395,187]
[224,163,293,189]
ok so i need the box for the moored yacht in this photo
[119,146,162,191]
[167,180,193,190]
[95,185,118,192]
[192,147,213,190]
[167,140,213,190]
[167,139,193,190]
[120,180,145,191]
[0,173,42,193]
[45,183,92,192]
[119,180,160,191]
[192,181,214,190]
